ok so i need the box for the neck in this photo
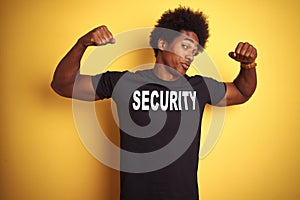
[153,63,181,81]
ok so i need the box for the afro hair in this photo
[150,6,209,57]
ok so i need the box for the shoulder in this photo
[187,74,225,86]
[92,70,128,81]
[185,74,206,85]
[100,70,128,77]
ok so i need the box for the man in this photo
[51,6,257,200]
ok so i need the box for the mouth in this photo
[181,62,190,70]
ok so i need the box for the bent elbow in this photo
[50,81,73,99]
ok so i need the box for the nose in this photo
[185,51,194,63]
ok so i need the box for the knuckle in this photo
[99,25,107,30]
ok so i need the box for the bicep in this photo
[51,72,99,101]
[215,82,249,106]
[71,74,100,101]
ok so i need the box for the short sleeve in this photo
[91,71,125,100]
[202,77,227,105]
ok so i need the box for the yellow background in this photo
[1,0,300,199]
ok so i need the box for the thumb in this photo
[109,38,116,44]
[228,52,236,59]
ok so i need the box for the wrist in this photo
[76,38,89,49]
[241,62,257,69]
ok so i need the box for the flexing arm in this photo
[216,42,257,106]
[51,25,115,101]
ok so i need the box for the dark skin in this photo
[220,43,257,106]
[51,26,257,105]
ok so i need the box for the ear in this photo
[157,38,168,50]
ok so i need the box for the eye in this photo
[192,50,199,56]
[182,44,188,49]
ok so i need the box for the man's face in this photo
[160,30,200,76]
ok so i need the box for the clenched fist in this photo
[78,25,115,47]
[229,42,257,64]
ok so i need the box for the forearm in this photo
[233,65,257,99]
[51,40,87,93]
[216,42,258,106]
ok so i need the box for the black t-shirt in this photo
[92,69,226,200]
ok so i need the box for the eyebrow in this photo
[183,38,195,43]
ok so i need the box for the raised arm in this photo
[216,42,258,106]
[51,25,115,101]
